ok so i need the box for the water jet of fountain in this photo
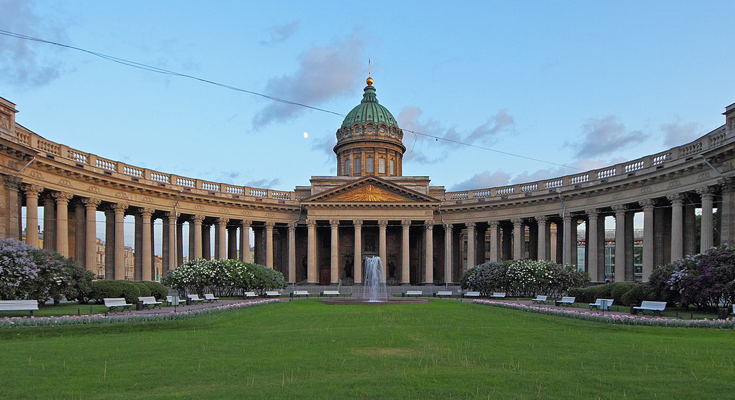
[360,256,388,302]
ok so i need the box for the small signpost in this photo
[171,295,180,313]
[599,299,610,314]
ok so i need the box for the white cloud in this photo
[450,170,511,191]
[660,118,700,147]
[243,178,281,189]
[567,116,648,158]
[261,21,300,46]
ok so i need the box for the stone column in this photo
[164,212,176,271]
[307,219,316,283]
[82,198,101,273]
[698,187,715,252]
[52,192,73,257]
[489,220,499,262]
[668,194,684,261]
[104,208,115,279]
[202,224,211,260]
[444,223,453,283]
[378,220,387,283]
[720,178,735,245]
[424,221,434,284]
[22,184,43,248]
[288,222,296,284]
[227,225,238,260]
[563,215,573,266]
[612,205,626,282]
[536,216,547,261]
[354,220,363,284]
[585,209,600,280]
[42,195,55,251]
[265,221,274,268]
[3,176,21,240]
[216,217,228,260]
[512,219,522,260]
[401,220,411,285]
[330,220,339,284]
[176,219,183,265]
[112,203,128,280]
[73,202,85,262]
[192,215,204,259]
[465,222,476,271]
[140,208,153,281]
[240,220,251,262]
[640,200,655,282]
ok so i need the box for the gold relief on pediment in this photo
[330,184,407,202]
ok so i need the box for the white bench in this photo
[321,290,340,297]
[265,291,281,298]
[138,296,162,309]
[104,298,132,312]
[531,295,548,304]
[463,291,481,298]
[436,291,454,298]
[589,298,614,310]
[204,293,219,303]
[187,294,206,304]
[633,301,667,316]
[732,305,735,316]
[0,300,39,316]
[166,296,187,306]
[291,290,309,298]
[243,291,258,299]
[555,296,576,307]
[404,290,423,297]
[491,292,506,298]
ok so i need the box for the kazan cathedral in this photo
[0,78,734,288]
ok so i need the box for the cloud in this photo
[311,134,336,164]
[261,21,300,46]
[252,33,364,129]
[567,116,648,158]
[0,1,68,88]
[509,157,627,185]
[397,106,515,164]
[660,118,700,147]
[450,170,511,191]
[244,178,281,189]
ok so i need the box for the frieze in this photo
[87,186,100,194]
[721,161,734,172]
[142,196,154,204]
[697,172,711,181]
[639,187,651,195]
[668,180,681,189]
[266,212,275,218]
[58,179,72,187]
[29,171,43,180]
[242,210,252,216]
[115,191,130,199]
[612,193,623,200]
[194,204,205,210]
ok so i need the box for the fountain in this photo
[322,256,428,305]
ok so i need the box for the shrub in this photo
[134,282,152,297]
[610,282,635,304]
[163,259,286,296]
[621,284,647,306]
[142,281,168,300]
[89,281,141,304]
[460,262,508,296]
[461,259,589,297]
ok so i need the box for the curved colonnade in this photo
[1,96,734,285]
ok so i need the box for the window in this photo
[378,158,385,174]
[390,159,395,175]
[344,159,350,175]
[366,157,374,173]
[354,157,361,174]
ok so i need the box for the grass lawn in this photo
[0,300,733,399]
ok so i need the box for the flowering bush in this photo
[461,259,588,297]
[648,245,735,310]
[0,238,94,304]
[163,259,285,296]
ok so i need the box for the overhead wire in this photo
[0,28,582,171]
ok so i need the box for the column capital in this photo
[163,211,174,219]
[534,215,548,223]
[585,209,599,218]
[2,175,21,191]
[443,222,453,230]
[401,220,411,228]
[265,221,275,228]
[217,217,230,225]
[378,220,388,228]
[82,197,102,210]
[353,219,363,228]
[465,221,476,229]
[139,208,154,219]
[638,199,656,209]
[329,220,340,227]
[192,214,205,224]
[306,218,316,227]
[718,176,735,190]
[488,220,499,228]
[511,218,523,225]
[52,191,74,203]
[288,222,297,231]
[696,186,716,196]
[22,183,43,197]
[241,219,251,228]
[611,204,627,213]
[111,203,128,213]
[425,221,434,230]
[666,193,684,203]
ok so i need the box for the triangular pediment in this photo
[303,176,439,204]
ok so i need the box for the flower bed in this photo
[0,299,278,329]
[474,300,735,329]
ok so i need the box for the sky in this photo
[2,1,733,254]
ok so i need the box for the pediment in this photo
[303,177,439,204]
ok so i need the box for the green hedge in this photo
[569,283,649,306]
[134,282,152,297]
[90,281,141,304]
[142,282,168,300]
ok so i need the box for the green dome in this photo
[340,83,399,129]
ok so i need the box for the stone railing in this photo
[9,128,298,204]
[444,125,731,203]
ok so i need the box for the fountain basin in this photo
[322,297,428,305]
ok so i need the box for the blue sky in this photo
[2,1,733,253]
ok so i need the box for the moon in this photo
[303,132,309,139]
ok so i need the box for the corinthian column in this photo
[512,218,522,260]
[307,219,316,283]
[378,220,387,283]
[265,221,274,269]
[424,221,433,284]
[112,203,128,280]
[488,220,499,262]
[535,216,547,261]
[192,215,204,259]
[585,209,600,280]
[216,217,228,260]
[140,208,153,281]
[288,222,296,284]
[53,192,73,257]
[465,222,476,271]
[22,184,43,248]
[354,220,363,284]
[401,220,410,285]
[82,198,101,273]
[697,187,715,252]
[639,200,655,282]
[668,194,684,261]
[612,205,627,282]
[444,223,453,283]
[240,220,251,262]
[330,220,339,284]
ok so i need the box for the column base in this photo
[329,282,340,286]
[400,282,411,286]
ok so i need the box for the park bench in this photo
[104,298,132,313]
[204,294,219,303]
[166,296,186,306]
[138,296,162,309]
[463,291,481,298]
[403,290,423,297]
[265,291,281,298]
[436,291,453,298]
[187,294,206,304]
[320,290,340,297]
[0,300,39,316]
[531,295,548,304]
[290,290,309,298]
[243,292,258,299]
[555,296,576,307]
[633,301,667,316]
[589,298,614,310]
[491,292,506,298]
[732,305,735,316]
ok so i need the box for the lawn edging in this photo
[474,300,735,329]
[0,299,279,329]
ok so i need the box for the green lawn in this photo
[0,300,732,399]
